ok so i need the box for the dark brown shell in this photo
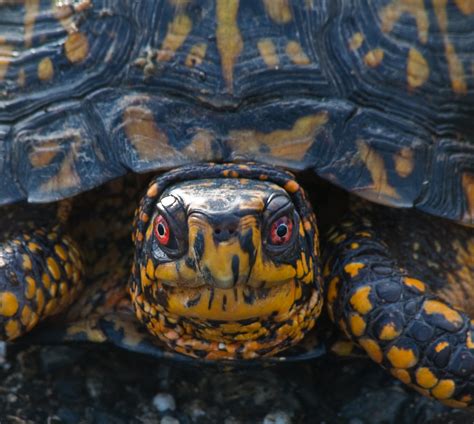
[0,0,473,224]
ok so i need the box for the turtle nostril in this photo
[228,228,235,235]
[215,228,221,234]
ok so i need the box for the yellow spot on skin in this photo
[359,338,383,363]
[379,323,401,340]
[157,14,192,62]
[356,140,400,201]
[25,277,36,299]
[21,305,33,326]
[24,0,40,48]
[462,173,474,223]
[404,277,426,292]
[0,292,19,317]
[47,257,61,280]
[262,0,292,23]
[42,272,51,289]
[467,330,474,349]
[350,286,372,314]
[284,180,300,194]
[393,147,415,178]
[123,105,170,161]
[185,43,207,67]
[5,319,21,339]
[327,276,340,304]
[64,32,89,64]
[38,57,54,81]
[22,254,32,271]
[257,39,279,68]
[216,0,243,91]
[435,341,449,353]
[344,262,365,278]
[350,243,360,249]
[349,32,364,50]
[28,242,41,252]
[379,0,429,43]
[423,300,463,328]
[147,183,158,198]
[415,367,438,389]
[364,49,384,68]
[54,245,68,261]
[391,368,411,384]
[454,0,474,14]
[228,112,328,164]
[0,44,14,81]
[431,379,455,399]
[387,345,418,368]
[349,313,366,336]
[286,41,311,65]
[407,48,429,89]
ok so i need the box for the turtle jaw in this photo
[131,168,322,360]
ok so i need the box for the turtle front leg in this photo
[323,203,474,408]
[0,202,83,340]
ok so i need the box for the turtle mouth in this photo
[131,278,322,360]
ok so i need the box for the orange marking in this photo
[349,313,366,337]
[0,292,19,317]
[391,368,411,384]
[25,277,36,300]
[21,305,33,327]
[47,257,61,280]
[257,39,279,68]
[379,322,401,340]
[379,0,429,43]
[286,41,311,65]
[24,0,40,48]
[64,32,89,64]
[36,289,45,314]
[344,263,365,277]
[349,32,364,50]
[435,341,449,353]
[356,140,400,200]
[350,286,372,314]
[262,0,292,23]
[216,0,243,91]
[5,319,21,340]
[38,57,54,81]
[407,48,429,89]
[462,173,474,223]
[387,345,418,368]
[156,14,192,62]
[431,379,455,400]
[415,367,438,389]
[359,338,383,363]
[423,300,463,328]
[0,44,14,81]
[284,180,300,194]
[454,0,474,14]
[42,272,51,289]
[185,43,207,67]
[54,244,68,261]
[22,254,32,271]
[403,277,426,292]
[364,49,384,68]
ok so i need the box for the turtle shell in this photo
[0,0,473,225]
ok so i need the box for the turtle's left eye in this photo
[269,216,293,245]
[154,215,170,246]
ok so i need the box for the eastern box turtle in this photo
[0,0,473,409]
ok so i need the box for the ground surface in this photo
[1,343,473,424]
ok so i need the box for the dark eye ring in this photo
[269,216,293,245]
[154,215,170,245]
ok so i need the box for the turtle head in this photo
[131,164,322,360]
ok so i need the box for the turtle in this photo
[0,0,473,410]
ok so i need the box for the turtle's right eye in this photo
[154,215,170,246]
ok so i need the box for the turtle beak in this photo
[188,213,255,289]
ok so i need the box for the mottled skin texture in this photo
[0,163,473,409]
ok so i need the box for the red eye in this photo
[154,215,170,245]
[269,216,293,245]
